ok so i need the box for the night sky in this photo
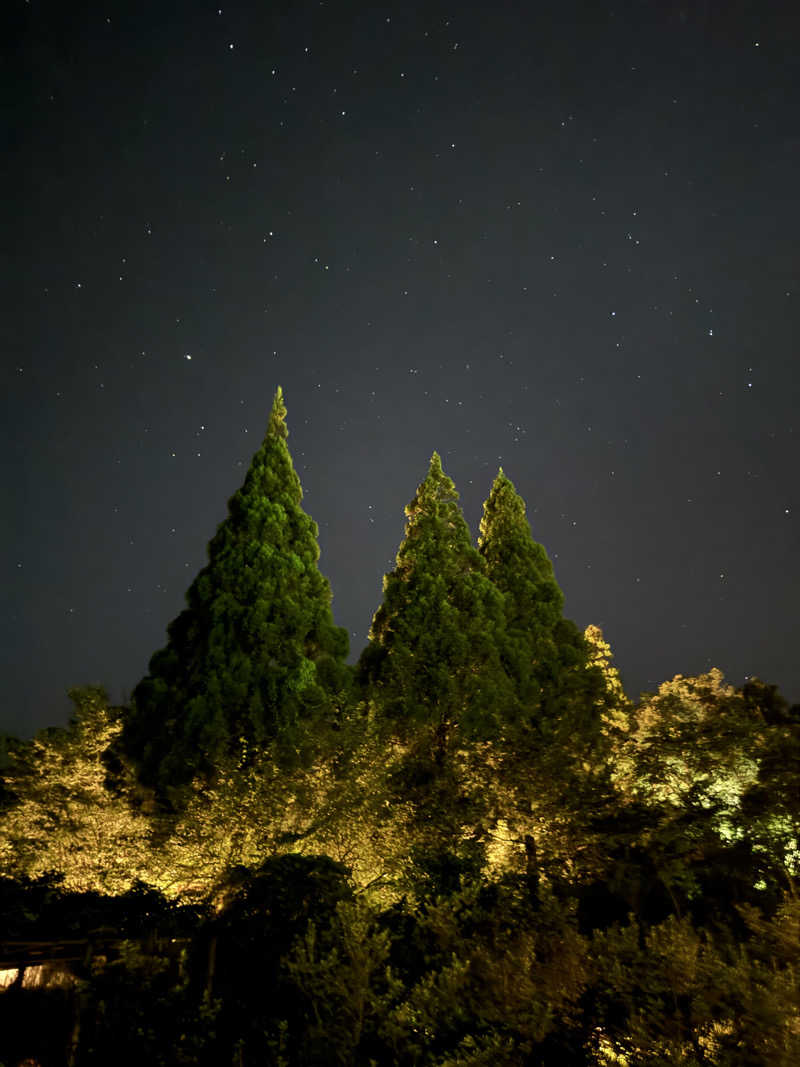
[4,0,799,737]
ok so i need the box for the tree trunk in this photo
[206,934,218,999]
[524,833,540,906]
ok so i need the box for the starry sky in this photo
[4,0,799,737]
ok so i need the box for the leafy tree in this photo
[152,731,403,902]
[206,854,355,1063]
[121,387,349,801]
[586,903,800,1065]
[0,687,153,893]
[739,680,800,890]
[285,897,401,1063]
[377,880,590,1064]
[150,752,303,900]
[569,673,797,958]
[617,670,767,822]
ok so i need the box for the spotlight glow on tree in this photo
[121,387,349,801]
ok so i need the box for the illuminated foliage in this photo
[478,470,608,754]
[478,471,563,638]
[356,455,520,895]
[618,670,766,819]
[584,625,629,714]
[0,687,153,893]
[3,428,800,1064]
[739,679,800,884]
[121,386,349,800]
[360,452,513,741]
[153,729,409,903]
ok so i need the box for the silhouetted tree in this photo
[739,679,800,891]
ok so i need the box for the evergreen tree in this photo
[121,387,348,799]
[358,452,512,743]
[584,623,631,746]
[584,624,627,709]
[475,466,613,886]
[477,470,566,711]
[477,469,600,729]
[358,454,514,894]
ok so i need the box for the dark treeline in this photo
[1,389,798,1065]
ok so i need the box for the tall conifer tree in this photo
[478,470,602,736]
[359,453,512,744]
[359,454,514,892]
[122,387,348,797]
[584,624,629,723]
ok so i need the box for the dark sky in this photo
[3,0,799,737]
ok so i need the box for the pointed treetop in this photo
[235,385,299,508]
[402,452,465,546]
[478,472,608,739]
[479,469,529,548]
[122,386,348,797]
[268,385,288,440]
[478,469,563,631]
[584,625,628,708]
[360,454,513,737]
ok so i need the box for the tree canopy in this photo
[478,470,609,765]
[2,403,798,1065]
[359,452,514,743]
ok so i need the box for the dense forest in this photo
[1,388,798,1066]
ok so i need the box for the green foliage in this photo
[357,456,525,901]
[377,881,591,1063]
[478,470,564,634]
[0,687,153,893]
[284,898,401,1063]
[4,419,800,1064]
[121,387,349,800]
[478,470,609,757]
[587,904,800,1065]
[615,670,781,851]
[584,624,630,723]
[739,679,800,886]
[360,452,513,741]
